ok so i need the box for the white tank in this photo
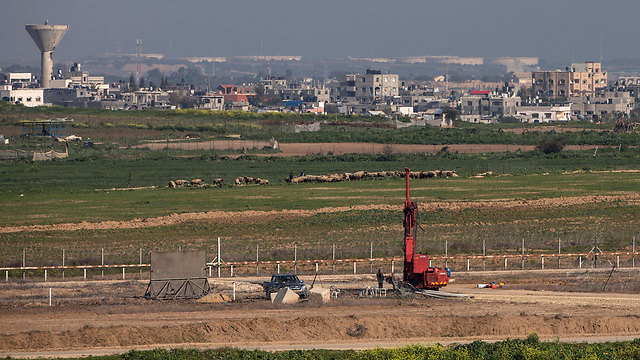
[25,24,69,88]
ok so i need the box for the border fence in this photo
[1,236,638,283]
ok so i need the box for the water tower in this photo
[25,23,68,88]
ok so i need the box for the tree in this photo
[128,74,138,91]
[138,77,146,89]
[443,107,458,121]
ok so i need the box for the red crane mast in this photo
[402,167,449,289]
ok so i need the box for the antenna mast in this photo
[136,39,142,82]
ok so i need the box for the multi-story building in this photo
[460,91,520,121]
[198,94,224,111]
[570,92,635,121]
[335,70,399,102]
[617,76,640,87]
[532,62,607,99]
[531,71,571,98]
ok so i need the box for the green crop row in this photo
[37,335,640,360]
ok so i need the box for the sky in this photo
[1,0,639,63]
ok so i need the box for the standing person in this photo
[376,268,384,289]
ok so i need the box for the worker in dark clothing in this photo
[288,170,294,183]
[300,169,306,176]
[376,268,384,289]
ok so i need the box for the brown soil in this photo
[3,271,640,354]
[2,193,638,234]
[133,140,609,155]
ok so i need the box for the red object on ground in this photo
[403,167,449,290]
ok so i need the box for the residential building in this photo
[460,91,520,121]
[516,105,572,123]
[0,88,44,107]
[617,76,640,87]
[7,73,34,88]
[198,95,224,111]
[216,85,254,104]
[570,92,635,121]
[335,70,399,101]
[532,62,607,99]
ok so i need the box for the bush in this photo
[536,136,566,154]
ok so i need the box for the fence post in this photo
[256,244,259,275]
[370,242,373,273]
[521,239,525,270]
[62,249,65,280]
[504,256,507,270]
[232,281,236,301]
[332,244,336,273]
[617,254,620,268]
[315,262,319,274]
[277,262,280,274]
[633,237,636,268]
[139,248,143,279]
[83,268,87,280]
[579,255,582,269]
[230,265,234,277]
[558,238,561,269]
[49,288,52,307]
[391,260,394,274]
[482,239,486,271]
[122,267,125,280]
[445,240,448,268]
[466,258,470,272]
[353,261,357,274]
[217,237,221,278]
[5,270,7,283]
[44,269,47,282]
[101,248,104,279]
[22,249,25,281]
[208,266,212,277]
[541,255,544,269]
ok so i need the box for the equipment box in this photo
[412,254,429,273]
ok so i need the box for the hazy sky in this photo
[2,0,639,63]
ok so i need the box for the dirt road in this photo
[2,271,640,357]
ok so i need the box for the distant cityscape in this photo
[2,23,639,125]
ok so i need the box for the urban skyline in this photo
[2,0,640,63]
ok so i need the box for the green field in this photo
[1,152,639,270]
[19,336,640,360]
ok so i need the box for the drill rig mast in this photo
[402,167,449,289]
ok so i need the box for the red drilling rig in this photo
[402,167,450,290]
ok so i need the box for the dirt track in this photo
[134,140,607,155]
[2,193,638,234]
[3,270,640,357]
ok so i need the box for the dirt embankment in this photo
[2,193,638,234]
[3,313,640,352]
[4,272,640,353]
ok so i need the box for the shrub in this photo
[536,136,566,154]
